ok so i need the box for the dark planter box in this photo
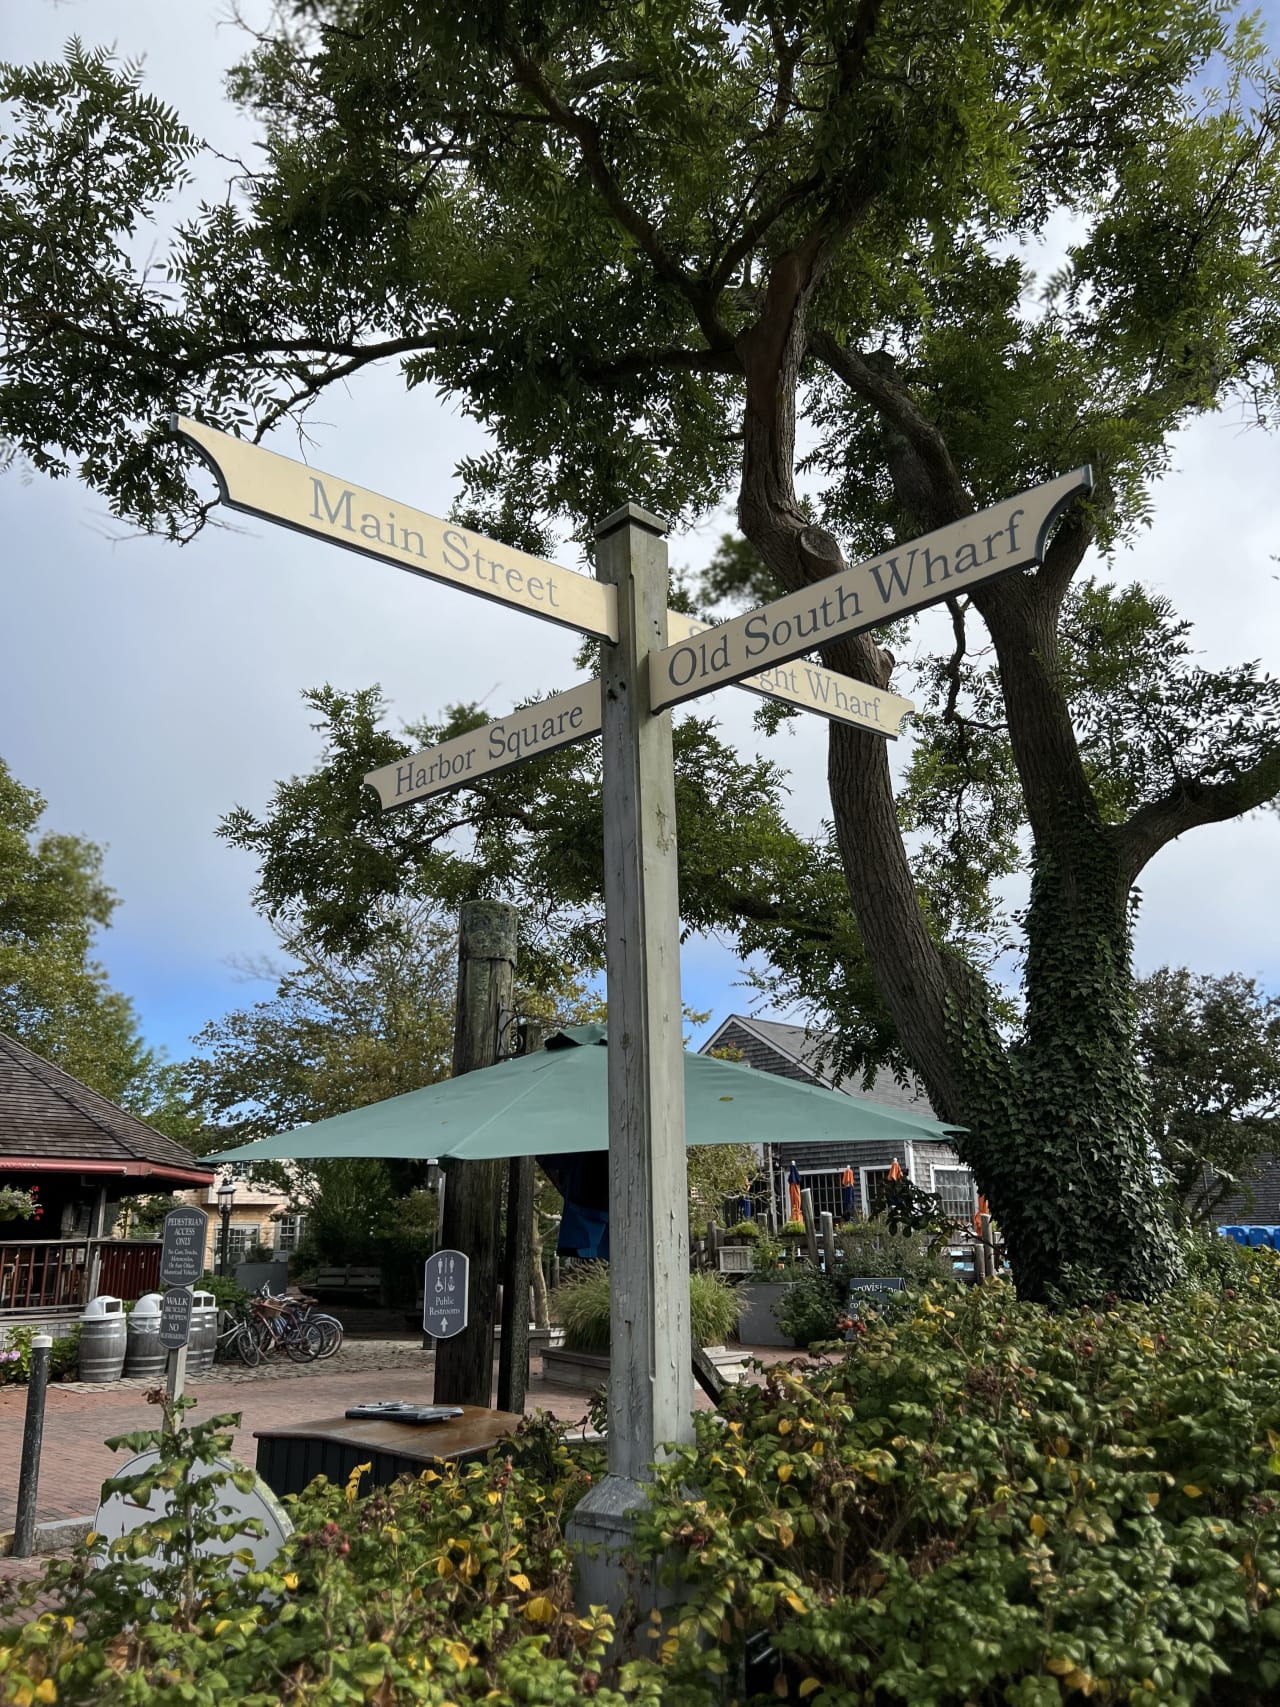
[734,1281,796,1347]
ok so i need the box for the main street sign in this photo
[172,418,619,642]
[649,469,1093,712]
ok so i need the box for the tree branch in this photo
[1116,745,1280,887]
[808,328,970,527]
[504,47,735,354]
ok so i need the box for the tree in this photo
[0,755,151,1100]
[174,898,458,1262]
[1136,967,1280,1225]
[5,5,1280,1298]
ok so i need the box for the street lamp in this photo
[217,1181,235,1277]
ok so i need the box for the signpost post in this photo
[159,1206,207,1416]
[172,413,1091,1619]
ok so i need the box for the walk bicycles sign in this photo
[423,1250,468,1340]
[159,1285,194,1350]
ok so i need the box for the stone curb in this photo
[0,1517,92,1558]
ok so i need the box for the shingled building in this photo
[0,1031,213,1316]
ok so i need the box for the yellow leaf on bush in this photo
[776,1463,792,1483]
[1183,1485,1203,1498]
[1046,1656,1074,1675]
[784,1590,807,1615]
[444,1640,471,1671]
[799,1681,822,1699]
[524,1596,557,1624]
[1147,1493,1160,1508]
[509,1572,531,1591]
[778,1419,793,1435]
[777,1524,795,1548]
[282,1573,299,1590]
[35,1684,57,1705]
[1029,1514,1046,1538]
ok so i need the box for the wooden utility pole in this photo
[433,900,518,1408]
[567,503,692,1605]
[496,1021,543,1413]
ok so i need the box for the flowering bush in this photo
[0,1324,81,1385]
[0,1182,42,1221]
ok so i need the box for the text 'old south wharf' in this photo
[310,476,563,610]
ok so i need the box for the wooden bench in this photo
[311,1266,383,1296]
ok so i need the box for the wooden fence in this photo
[0,1238,163,1317]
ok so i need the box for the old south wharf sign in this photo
[650,468,1094,712]
[366,629,915,810]
[172,418,619,642]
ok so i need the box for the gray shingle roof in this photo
[702,1014,937,1116]
[0,1031,213,1181]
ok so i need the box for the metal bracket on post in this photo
[566,501,692,1621]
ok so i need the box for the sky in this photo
[2,0,1279,1072]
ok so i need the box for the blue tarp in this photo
[1220,1225,1280,1249]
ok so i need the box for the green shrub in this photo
[780,1218,806,1237]
[773,1267,846,1346]
[554,1262,742,1350]
[724,1219,760,1240]
[634,1276,1280,1704]
[197,1271,250,1311]
[689,1270,742,1345]
[0,1398,629,1707]
[838,1213,953,1282]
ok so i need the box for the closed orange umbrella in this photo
[887,1159,904,1182]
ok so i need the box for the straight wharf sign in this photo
[650,469,1093,712]
[172,417,619,642]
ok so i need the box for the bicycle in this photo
[215,1300,265,1368]
[247,1294,324,1362]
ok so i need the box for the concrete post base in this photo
[566,1472,661,1636]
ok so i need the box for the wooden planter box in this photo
[541,1343,752,1392]
[733,1281,796,1347]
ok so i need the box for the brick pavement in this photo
[1,1339,812,1550]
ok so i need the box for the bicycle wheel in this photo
[234,1320,262,1368]
[310,1314,343,1358]
[284,1320,324,1362]
[250,1313,281,1360]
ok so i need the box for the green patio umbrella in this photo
[208,1025,959,1166]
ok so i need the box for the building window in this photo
[860,1166,895,1219]
[932,1167,977,1222]
[275,1214,307,1254]
[225,1226,257,1264]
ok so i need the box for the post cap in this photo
[32,1334,52,1348]
[594,501,668,539]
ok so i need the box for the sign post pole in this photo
[566,504,692,1610]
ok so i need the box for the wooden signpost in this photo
[172,414,1091,1612]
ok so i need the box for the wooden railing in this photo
[0,1239,163,1316]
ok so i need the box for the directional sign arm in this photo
[649,469,1093,712]
[171,417,619,642]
